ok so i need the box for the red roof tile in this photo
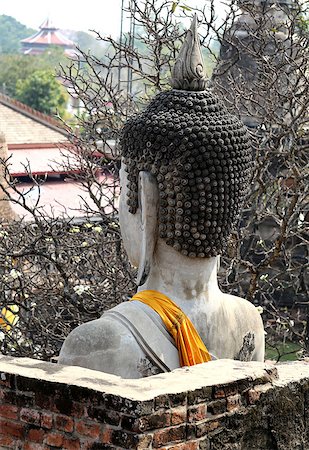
[0,93,68,145]
[0,93,74,175]
[10,174,119,220]
[8,146,78,177]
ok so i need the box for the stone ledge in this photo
[2,356,309,449]
[274,360,309,385]
[0,356,278,401]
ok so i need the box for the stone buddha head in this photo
[119,16,252,285]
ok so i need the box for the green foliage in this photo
[0,15,36,54]
[0,48,69,97]
[265,341,301,362]
[38,46,70,71]
[0,54,46,97]
[0,54,37,97]
[296,15,309,33]
[171,2,191,13]
[15,70,68,116]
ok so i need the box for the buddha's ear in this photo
[136,171,159,286]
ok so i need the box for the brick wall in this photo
[0,356,309,449]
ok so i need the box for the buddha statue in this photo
[59,16,265,378]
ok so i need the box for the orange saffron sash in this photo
[131,290,211,367]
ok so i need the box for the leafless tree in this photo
[210,0,308,358]
[0,0,308,361]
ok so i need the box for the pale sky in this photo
[0,0,124,36]
[0,0,228,37]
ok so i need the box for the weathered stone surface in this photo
[59,17,264,383]
[0,356,276,401]
[171,14,208,91]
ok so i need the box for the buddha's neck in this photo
[138,240,220,311]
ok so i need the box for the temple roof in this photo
[0,93,68,145]
[0,93,71,177]
[0,94,115,219]
[21,18,76,56]
[37,17,57,30]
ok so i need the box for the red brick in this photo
[153,425,186,447]
[0,434,16,447]
[171,406,186,425]
[196,419,221,437]
[213,388,225,398]
[101,425,113,444]
[62,437,81,449]
[28,428,45,443]
[0,419,25,438]
[144,411,171,431]
[154,394,170,410]
[207,399,226,415]
[41,412,53,429]
[123,410,171,432]
[213,383,239,399]
[226,394,242,412]
[20,408,41,425]
[44,432,64,447]
[35,393,52,410]
[24,443,49,450]
[247,388,262,405]
[136,434,153,449]
[164,441,199,450]
[55,414,74,432]
[76,420,101,438]
[89,407,121,426]
[188,403,207,422]
[72,401,86,418]
[0,404,19,420]
[0,374,11,387]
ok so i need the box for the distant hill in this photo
[64,30,108,59]
[0,15,36,53]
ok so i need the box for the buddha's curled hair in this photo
[120,88,252,258]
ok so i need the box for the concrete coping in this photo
[0,356,283,401]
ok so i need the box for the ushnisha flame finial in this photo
[171,14,208,91]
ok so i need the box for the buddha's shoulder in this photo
[211,293,264,361]
[61,303,139,352]
[215,293,261,323]
[58,303,145,371]
[221,292,258,310]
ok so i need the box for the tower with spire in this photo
[21,18,76,57]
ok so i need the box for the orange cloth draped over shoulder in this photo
[131,290,211,367]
